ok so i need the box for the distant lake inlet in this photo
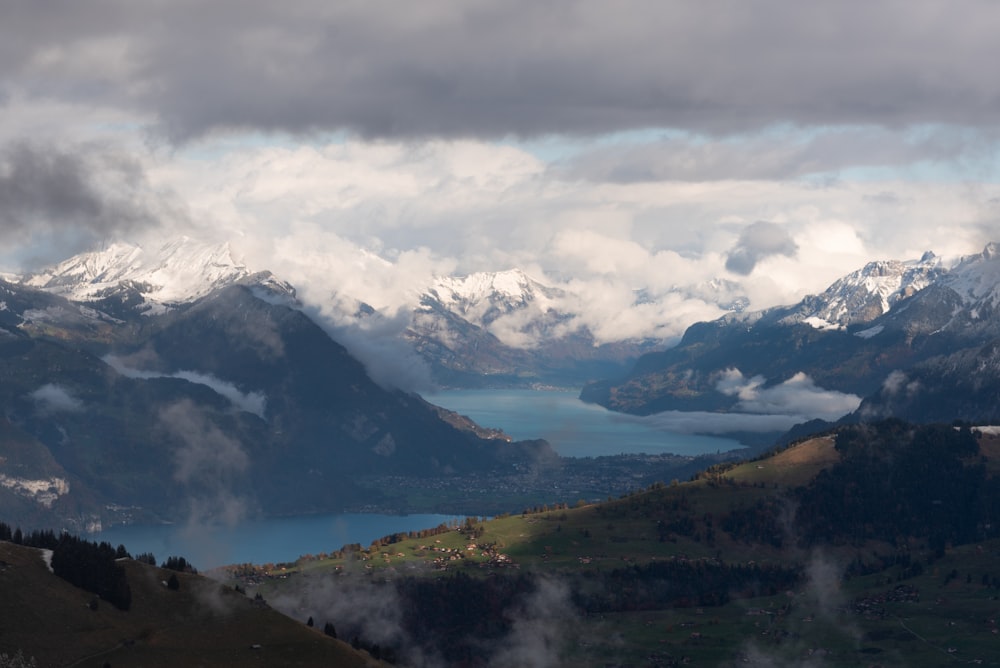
[425,388,747,458]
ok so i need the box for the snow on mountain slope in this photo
[939,242,1000,311]
[782,251,944,329]
[20,237,259,313]
[423,269,561,328]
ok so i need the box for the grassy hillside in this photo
[0,541,380,667]
[231,425,1000,666]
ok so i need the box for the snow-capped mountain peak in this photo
[20,237,256,312]
[424,269,560,325]
[431,269,537,303]
[939,242,1000,308]
[785,251,944,329]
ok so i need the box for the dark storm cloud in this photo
[725,221,798,275]
[5,0,1000,141]
[0,141,177,266]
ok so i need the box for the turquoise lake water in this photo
[94,512,461,570]
[96,389,747,568]
[425,388,745,457]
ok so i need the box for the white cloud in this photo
[29,383,83,414]
[104,356,267,418]
[715,369,862,421]
[172,371,267,419]
[3,1,1000,353]
[882,369,921,398]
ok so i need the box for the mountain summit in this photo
[20,237,292,315]
[408,269,658,386]
[781,251,944,329]
[424,268,560,329]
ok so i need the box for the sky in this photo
[3,0,1000,344]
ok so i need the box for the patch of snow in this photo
[941,243,1000,307]
[802,316,841,331]
[854,325,884,339]
[40,548,53,573]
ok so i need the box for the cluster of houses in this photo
[406,539,516,570]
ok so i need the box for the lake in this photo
[94,513,460,570]
[96,389,748,569]
[425,388,746,457]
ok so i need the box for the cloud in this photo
[317,305,437,392]
[29,383,84,414]
[269,572,412,654]
[881,369,920,397]
[739,551,860,666]
[563,127,980,183]
[7,2,1000,141]
[104,356,267,418]
[725,221,799,276]
[171,371,267,418]
[159,400,252,560]
[162,400,249,486]
[141,135,995,355]
[489,578,578,668]
[715,369,862,421]
[0,140,183,266]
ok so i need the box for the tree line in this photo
[0,523,132,611]
[0,521,197,611]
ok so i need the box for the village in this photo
[351,451,717,516]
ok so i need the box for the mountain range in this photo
[9,237,1000,532]
[0,244,555,532]
[582,242,1000,425]
[405,268,660,387]
[18,238,671,388]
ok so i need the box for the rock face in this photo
[583,244,1000,424]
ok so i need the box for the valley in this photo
[6,9,1000,666]
[4,240,1000,666]
[223,423,1000,667]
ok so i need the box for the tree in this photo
[324,622,337,638]
[167,573,180,591]
[0,650,37,667]
[306,616,314,628]
[51,534,132,610]
[162,555,194,573]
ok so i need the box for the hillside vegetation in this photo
[0,541,380,667]
[231,421,1000,666]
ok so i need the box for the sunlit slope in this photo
[238,424,1000,666]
